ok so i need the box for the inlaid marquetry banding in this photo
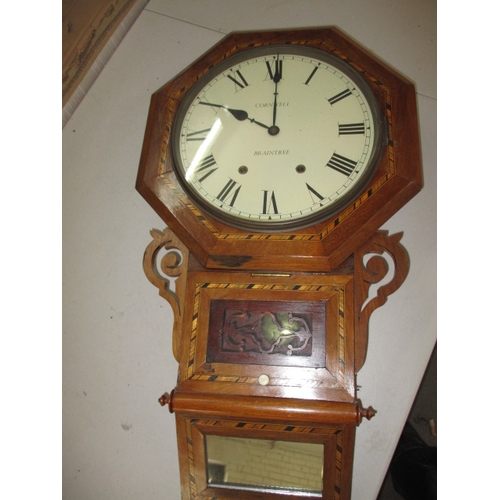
[192,418,343,435]
[337,285,346,383]
[183,421,198,498]
[190,374,258,384]
[334,431,345,500]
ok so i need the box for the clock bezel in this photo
[170,44,386,232]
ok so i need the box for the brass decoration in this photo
[218,309,313,356]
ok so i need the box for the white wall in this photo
[62,1,436,499]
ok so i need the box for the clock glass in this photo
[172,45,384,231]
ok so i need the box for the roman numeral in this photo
[339,122,365,135]
[326,153,357,176]
[217,178,241,207]
[328,89,352,105]
[196,154,216,171]
[227,70,249,89]
[266,58,283,81]
[306,183,325,202]
[305,65,319,85]
[262,190,278,214]
[185,128,211,141]
[196,154,218,182]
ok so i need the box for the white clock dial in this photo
[172,45,384,231]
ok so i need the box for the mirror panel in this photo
[205,435,323,496]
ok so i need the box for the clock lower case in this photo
[171,391,361,500]
[168,270,361,498]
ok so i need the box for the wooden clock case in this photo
[136,27,422,273]
[137,27,422,500]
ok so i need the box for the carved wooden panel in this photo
[142,228,189,362]
[207,299,321,365]
[353,231,410,373]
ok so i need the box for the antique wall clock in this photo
[137,27,422,500]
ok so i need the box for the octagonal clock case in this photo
[137,27,422,272]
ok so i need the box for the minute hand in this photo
[199,102,271,130]
[269,58,282,136]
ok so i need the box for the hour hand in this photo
[199,102,271,130]
[199,101,247,120]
